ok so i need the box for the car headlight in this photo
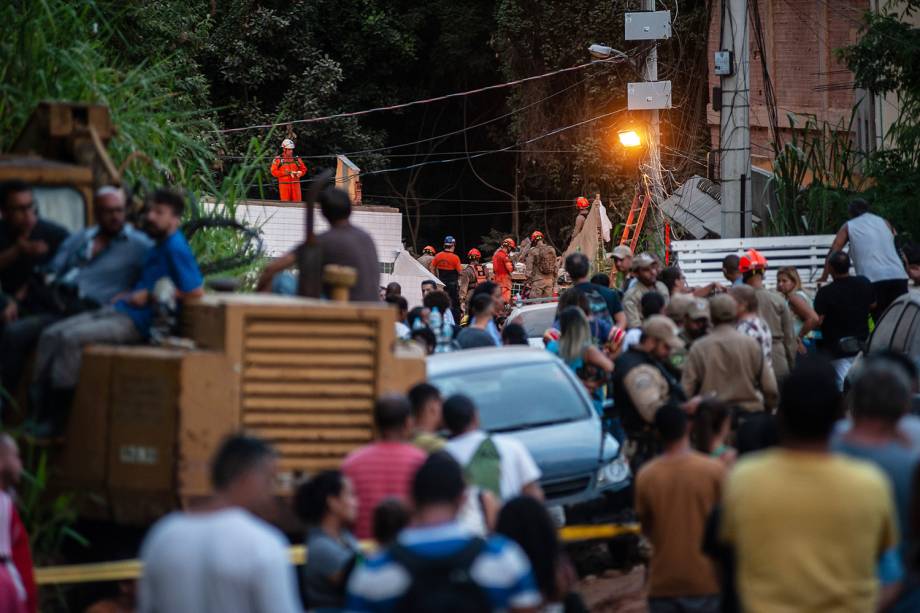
[596,454,631,487]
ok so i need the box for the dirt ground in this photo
[577,566,648,613]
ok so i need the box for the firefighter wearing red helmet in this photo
[417,245,436,270]
[459,247,489,310]
[493,238,516,303]
[740,248,797,380]
[572,196,591,240]
[525,230,557,299]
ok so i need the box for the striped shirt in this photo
[342,442,426,539]
[345,521,541,612]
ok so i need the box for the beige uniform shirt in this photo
[623,281,671,329]
[417,254,434,270]
[755,287,796,380]
[623,363,672,423]
[682,324,779,412]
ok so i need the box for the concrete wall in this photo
[232,200,404,264]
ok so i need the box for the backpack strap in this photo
[389,537,486,577]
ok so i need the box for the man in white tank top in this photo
[819,198,907,320]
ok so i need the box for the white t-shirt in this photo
[621,328,642,352]
[445,430,542,500]
[139,508,301,613]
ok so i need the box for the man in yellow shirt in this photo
[721,358,898,613]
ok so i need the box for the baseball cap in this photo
[612,245,633,260]
[666,294,694,321]
[709,294,738,323]
[642,315,685,349]
[632,253,656,271]
[687,298,711,321]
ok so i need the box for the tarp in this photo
[563,196,614,261]
[380,250,444,308]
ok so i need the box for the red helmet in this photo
[502,237,516,249]
[422,245,436,255]
[739,248,768,273]
[576,196,590,209]
[531,230,544,242]
[468,248,482,259]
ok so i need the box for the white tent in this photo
[380,250,444,308]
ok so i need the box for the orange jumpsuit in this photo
[492,248,514,303]
[271,155,308,201]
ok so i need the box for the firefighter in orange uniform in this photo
[271,139,308,201]
[492,238,515,304]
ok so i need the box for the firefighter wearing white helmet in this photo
[271,138,308,202]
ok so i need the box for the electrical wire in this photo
[219,57,629,134]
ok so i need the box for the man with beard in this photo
[30,188,203,437]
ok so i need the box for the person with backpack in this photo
[345,452,542,613]
[442,394,543,501]
[565,253,626,330]
[525,231,557,299]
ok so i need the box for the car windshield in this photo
[509,306,556,337]
[432,361,590,432]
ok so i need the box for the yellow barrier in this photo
[34,523,640,586]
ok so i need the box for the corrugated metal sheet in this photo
[660,175,722,239]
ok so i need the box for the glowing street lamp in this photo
[618,129,642,148]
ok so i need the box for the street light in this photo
[588,44,628,61]
[618,129,642,148]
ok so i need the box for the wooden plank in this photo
[244,337,376,351]
[243,397,372,411]
[244,367,374,382]
[277,457,348,472]
[245,352,375,367]
[274,442,365,456]
[245,322,376,337]
[243,412,373,427]
[247,427,371,441]
[243,382,375,396]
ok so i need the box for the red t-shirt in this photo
[492,249,512,281]
[431,251,462,273]
[341,442,426,539]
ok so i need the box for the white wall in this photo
[233,201,404,264]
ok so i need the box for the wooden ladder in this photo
[619,191,651,253]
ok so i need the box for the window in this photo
[509,306,556,338]
[432,362,590,433]
[33,186,86,233]
[379,262,394,274]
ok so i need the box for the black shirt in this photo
[814,275,875,357]
[572,281,623,323]
[0,219,69,297]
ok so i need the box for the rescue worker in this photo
[622,253,670,328]
[525,231,557,299]
[429,236,463,322]
[572,196,590,240]
[270,139,308,202]
[612,315,687,472]
[741,249,796,380]
[417,245,436,270]
[459,248,488,310]
[492,238,515,304]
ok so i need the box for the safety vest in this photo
[472,263,487,285]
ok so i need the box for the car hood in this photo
[497,417,603,481]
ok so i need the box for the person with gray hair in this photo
[0,185,152,414]
[833,355,919,568]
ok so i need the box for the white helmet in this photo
[281,138,295,149]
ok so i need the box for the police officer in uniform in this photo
[612,315,686,471]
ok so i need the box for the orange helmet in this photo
[576,196,590,209]
[468,248,482,259]
[531,230,544,242]
[422,245,436,255]
[502,237,516,249]
[739,248,768,274]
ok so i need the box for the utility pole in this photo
[719,0,752,238]
[641,0,665,211]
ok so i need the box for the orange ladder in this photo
[619,191,651,253]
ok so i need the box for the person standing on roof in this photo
[270,139,307,202]
[525,231,557,299]
[819,198,907,320]
[417,245,436,270]
[571,196,590,240]
[459,248,488,310]
[430,236,463,322]
[740,249,796,380]
[492,238,515,304]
